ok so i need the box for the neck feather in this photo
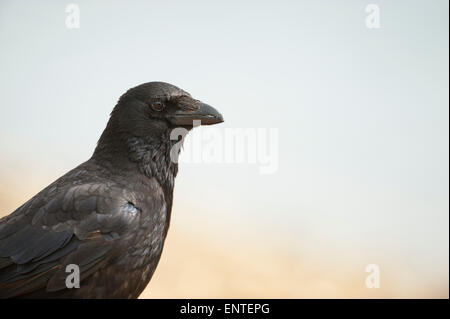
[92,126,180,189]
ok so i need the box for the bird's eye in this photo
[151,100,165,112]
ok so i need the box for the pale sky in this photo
[0,0,448,295]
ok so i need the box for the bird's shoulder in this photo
[0,161,160,238]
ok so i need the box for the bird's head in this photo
[111,82,223,135]
[94,82,223,170]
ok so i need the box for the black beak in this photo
[168,102,224,126]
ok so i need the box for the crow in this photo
[0,82,223,298]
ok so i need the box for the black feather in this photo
[0,82,223,298]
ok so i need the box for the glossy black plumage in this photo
[0,82,223,298]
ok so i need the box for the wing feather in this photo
[0,179,140,298]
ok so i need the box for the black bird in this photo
[0,82,223,298]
